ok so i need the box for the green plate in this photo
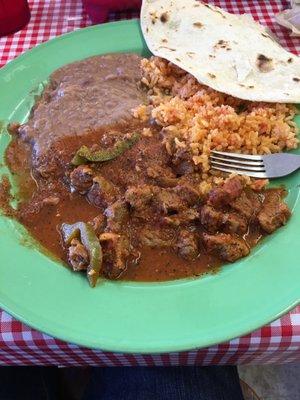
[0,20,299,353]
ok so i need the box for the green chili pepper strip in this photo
[61,222,103,288]
[72,133,140,165]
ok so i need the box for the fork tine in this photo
[211,150,263,161]
[210,155,264,166]
[211,165,267,178]
[210,160,266,172]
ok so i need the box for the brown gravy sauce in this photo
[5,136,264,282]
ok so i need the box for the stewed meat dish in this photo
[3,53,292,286]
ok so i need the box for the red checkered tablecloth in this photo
[0,0,299,366]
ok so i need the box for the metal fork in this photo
[210,150,300,178]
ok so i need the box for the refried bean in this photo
[19,53,146,160]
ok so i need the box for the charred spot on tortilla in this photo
[193,22,203,28]
[208,73,216,79]
[146,27,149,33]
[205,3,224,17]
[288,58,293,63]
[150,11,158,25]
[161,38,168,43]
[256,54,274,73]
[212,8,226,18]
[214,40,230,50]
[293,77,300,82]
[186,52,196,59]
[175,57,181,62]
[160,12,169,23]
[248,85,254,89]
[158,46,176,51]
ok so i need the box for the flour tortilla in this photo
[141,0,300,103]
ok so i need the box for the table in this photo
[0,0,299,366]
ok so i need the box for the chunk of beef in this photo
[257,191,291,233]
[104,200,128,232]
[100,232,130,279]
[126,183,199,217]
[139,227,175,248]
[173,183,200,206]
[67,238,89,271]
[163,209,199,226]
[230,190,260,220]
[154,188,185,214]
[203,233,250,262]
[201,205,248,234]
[200,205,223,233]
[87,175,119,208]
[146,165,178,187]
[70,165,94,194]
[152,182,200,214]
[171,147,196,175]
[222,212,248,235]
[208,177,243,208]
[125,185,154,210]
[125,185,158,222]
[173,160,195,175]
[224,176,244,197]
[176,230,199,260]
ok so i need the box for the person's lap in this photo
[83,366,244,400]
[0,365,244,400]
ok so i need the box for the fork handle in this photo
[263,153,300,178]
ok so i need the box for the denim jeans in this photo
[0,365,244,400]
